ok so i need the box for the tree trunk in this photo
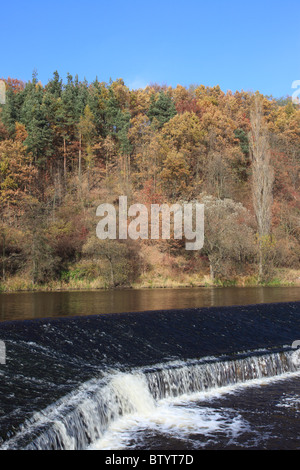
[258,245,263,281]
[108,257,114,287]
[2,232,5,282]
[78,133,82,180]
[249,96,274,282]
[209,261,214,281]
[32,237,36,285]
[78,133,82,200]
[63,137,67,178]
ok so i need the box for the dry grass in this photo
[133,244,207,288]
[1,250,299,293]
[274,268,300,286]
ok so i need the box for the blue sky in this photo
[1,0,299,97]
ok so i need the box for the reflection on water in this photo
[0,286,300,322]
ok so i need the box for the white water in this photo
[90,368,300,450]
[1,349,300,450]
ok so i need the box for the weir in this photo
[0,302,299,450]
[1,350,300,450]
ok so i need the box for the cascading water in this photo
[1,349,300,450]
[0,302,300,450]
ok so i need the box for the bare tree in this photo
[202,195,256,281]
[249,95,274,281]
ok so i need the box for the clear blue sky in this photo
[1,0,299,97]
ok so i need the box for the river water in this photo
[1,286,300,322]
[0,287,299,451]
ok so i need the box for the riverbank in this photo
[1,268,299,294]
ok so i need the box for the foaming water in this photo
[90,369,300,451]
[89,392,250,450]
[1,349,299,450]
[0,302,300,450]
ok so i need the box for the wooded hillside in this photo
[0,72,299,290]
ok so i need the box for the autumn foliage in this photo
[0,72,299,289]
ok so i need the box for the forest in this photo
[0,71,299,291]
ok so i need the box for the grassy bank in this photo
[1,267,299,293]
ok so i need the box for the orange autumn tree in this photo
[0,140,36,207]
[0,139,37,282]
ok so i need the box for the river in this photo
[1,286,300,322]
[0,287,299,450]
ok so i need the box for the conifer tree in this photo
[20,72,53,168]
[148,91,177,128]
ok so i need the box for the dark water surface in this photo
[0,286,300,322]
[0,301,299,450]
[0,287,300,450]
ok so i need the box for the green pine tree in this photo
[20,72,54,168]
[148,91,177,128]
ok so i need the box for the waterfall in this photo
[145,350,300,400]
[1,348,299,451]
